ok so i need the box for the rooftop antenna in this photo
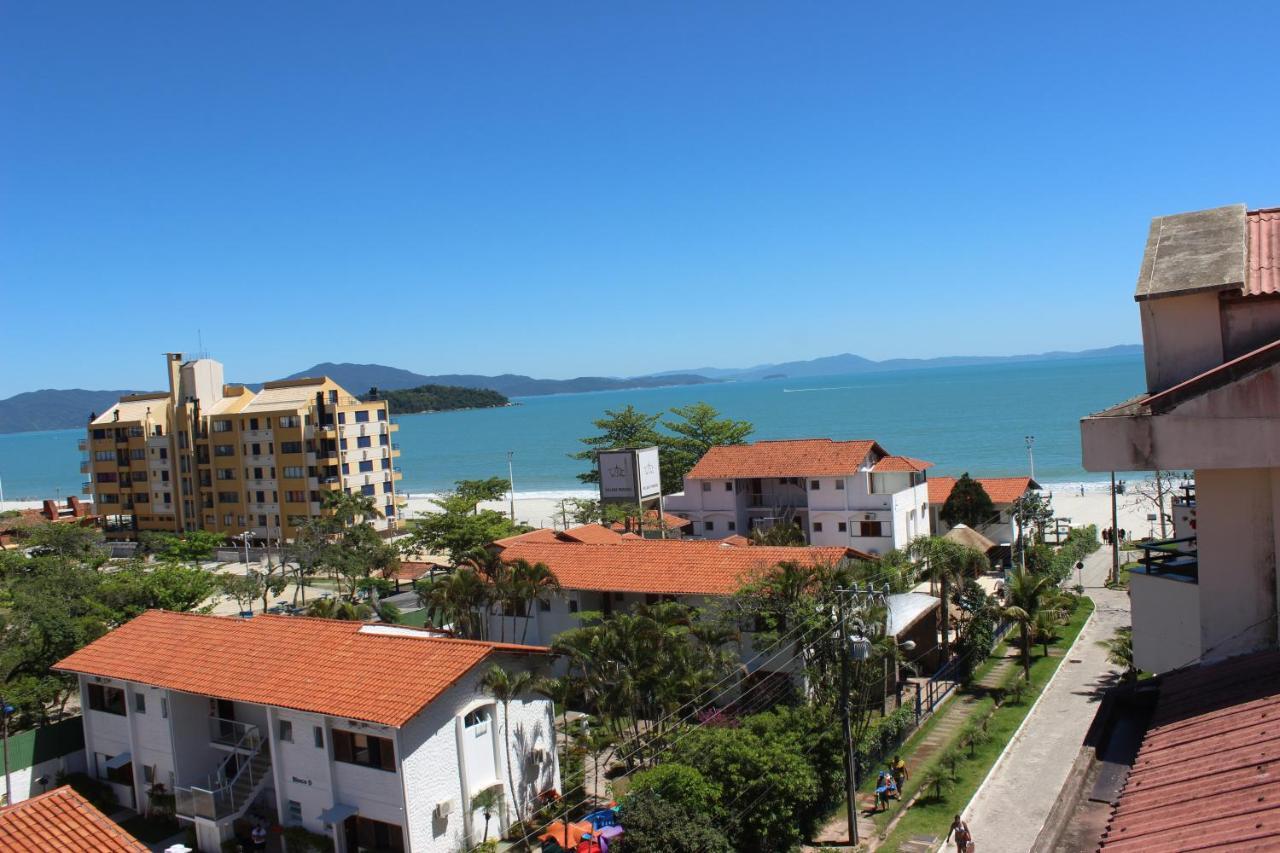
[197,328,205,359]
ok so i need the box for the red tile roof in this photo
[869,455,934,473]
[686,439,886,479]
[493,527,562,547]
[0,786,147,852]
[1100,651,1280,852]
[927,476,1038,505]
[54,610,547,727]
[1247,207,1280,297]
[496,539,866,596]
[607,510,694,531]
[560,524,626,544]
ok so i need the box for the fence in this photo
[1,717,87,805]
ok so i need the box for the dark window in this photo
[378,409,387,421]
[860,521,883,537]
[314,726,324,749]
[359,460,374,473]
[835,480,845,490]
[355,410,370,423]
[727,521,736,531]
[357,436,372,449]
[338,412,346,424]
[281,441,303,454]
[568,600,579,614]
[810,480,820,490]
[725,481,733,491]
[133,693,146,714]
[362,484,375,496]
[105,758,134,787]
[813,522,823,532]
[279,720,293,742]
[345,816,405,852]
[88,684,127,716]
[838,521,848,533]
[701,482,711,492]
[332,729,395,771]
[704,520,714,531]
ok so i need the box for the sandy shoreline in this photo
[2,479,1159,541]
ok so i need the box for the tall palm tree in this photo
[908,536,990,663]
[416,569,490,639]
[506,559,561,644]
[471,785,503,843]
[480,664,536,829]
[1001,565,1055,678]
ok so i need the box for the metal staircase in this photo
[175,721,274,822]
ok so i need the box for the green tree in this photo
[99,560,221,618]
[454,477,511,514]
[401,483,523,566]
[908,536,990,662]
[148,530,226,567]
[305,598,374,621]
[218,572,262,614]
[626,763,720,815]
[660,403,753,493]
[571,405,662,485]
[1001,564,1056,678]
[470,785,504,843]
[480,665,537,825]
[22,524,107,569]
[939,473,997,530]
[1011,490,1055,547]
[620,788,733,853]
[1103,626,1138,682]
[748,519,807,546]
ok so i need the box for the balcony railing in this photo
[1136,536,1198,583]
[175,720,270,821]
[77,438,88,451]
[208,715,253,746]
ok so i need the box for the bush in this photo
[619,789,733,853]
[669,721,820,852]
[626,763,719,815]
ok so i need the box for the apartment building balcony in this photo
[77,438,88,451]
[80,460,90,474]
[387,422,399,432]
[82,482,94,495]
[747,493,808,509]
[1130,537,1200,673]
[242,429,273,443]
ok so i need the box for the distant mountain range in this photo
[655,344,1144,380]
[0,345,1141,434]
[283,363,717,398]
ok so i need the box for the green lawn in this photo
[397,608,430,627]
[877,598,1095,851]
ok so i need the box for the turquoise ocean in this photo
[0,354,1144,502]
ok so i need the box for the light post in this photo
[1025,435,1036,482]
[506,451,516,523]
[841,612,872,847]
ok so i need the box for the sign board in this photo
[636,446,661,498]
[597,447,662,503]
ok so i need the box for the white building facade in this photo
[664,439,932,553]
[56,611,558,853]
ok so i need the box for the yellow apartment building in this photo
[82,353,402,541]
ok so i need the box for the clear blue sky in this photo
[3,2,1277,397]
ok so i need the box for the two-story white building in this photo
[55,610,558,853]
[663,438,933,553]
[1082,203,1280,674]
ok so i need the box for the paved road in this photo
[961,549,1129,853]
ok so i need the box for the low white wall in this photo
[1131,572,1201,673]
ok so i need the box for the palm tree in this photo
[1031,610,1059,657]
[1103,627,1137,682]
[305,598,374,621]
[509,560,560,644]
[1001,565,1055,678]
[908,536,990,663]
[471,785,503,843]
[480,664,536,830]
[416,569,490,639]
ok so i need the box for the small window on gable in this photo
[725,481,733,491]
[838,521,848,532]
[279,720,293,742]
[813,521,823,532]
[835,480,845,490]
[702,482,711,492]
[314,726,324,749]
[727,521,736,531]
[810,480,820,490]
[134,693,146,714]
[704,520,714,532]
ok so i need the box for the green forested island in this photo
[361,384,510,414]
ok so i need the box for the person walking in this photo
[947,814,974,852]
[891,754,908,791]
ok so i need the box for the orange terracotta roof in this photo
[55,610,547,727]
[1101,651,1280,852]
[869,455,934,473]
[560,524,626,544]
[493,528,562,547]
[687,439,887,479]
[497,539,867,596]
[1247,207,1280,296]
[927,476,1038,505]
[721,534,751,547]
[0,786,147,852]
[606,510,694,531]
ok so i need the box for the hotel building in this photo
[82,353,402,541]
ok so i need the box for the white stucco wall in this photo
[1130,572,1201,673]
[1139,291,1224,393]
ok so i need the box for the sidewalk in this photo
[961,549,1129,853]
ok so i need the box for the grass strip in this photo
[877,598,1094,851]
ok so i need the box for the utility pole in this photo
[1109,472,1120,586]
[2,698,11,807]
[506,451,516,523]
[837,591,859,848]
[1025,435,1036,482]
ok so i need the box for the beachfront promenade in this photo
[962,547,1129,851]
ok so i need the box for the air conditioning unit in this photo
[864,513,877,521]
[434,799,453,820]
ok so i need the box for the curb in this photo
[954,599,1099,842]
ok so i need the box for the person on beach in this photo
[947,814,974,851]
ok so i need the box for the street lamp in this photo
[1025,435,1036,482]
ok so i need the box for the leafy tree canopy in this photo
[939,473,996,529]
